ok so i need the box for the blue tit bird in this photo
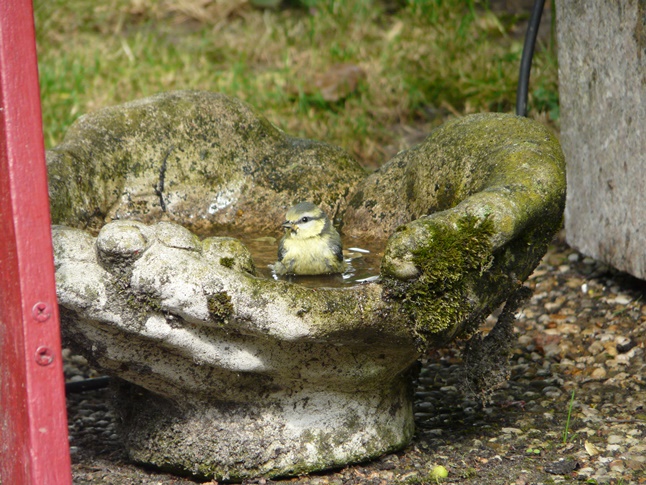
[274,202,344,276]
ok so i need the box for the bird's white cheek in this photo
[297,223,323,239]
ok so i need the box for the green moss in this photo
[385,214,496,346]
[207,291,234,323]
[219,256,235,269]
[411,214,494,288]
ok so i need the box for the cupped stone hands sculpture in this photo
[49,91,565,480]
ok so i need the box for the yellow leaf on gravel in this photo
[585,440,600,456]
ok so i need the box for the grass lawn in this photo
[35,0,558,169]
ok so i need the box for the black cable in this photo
[516,0,546,117]
[65,376,111,395]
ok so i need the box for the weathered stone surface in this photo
[49,91,566,480]
[349,114,566,344]
[47,90,365,235]
[556,0,646,279]
[54,221,416,480]
[345,114,565,244]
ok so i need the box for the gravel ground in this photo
[65,233,646,484]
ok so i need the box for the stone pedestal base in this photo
[114,379,415,481]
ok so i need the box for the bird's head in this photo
[282,202,329,239]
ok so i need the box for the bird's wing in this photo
[331,239,343,262]
[277,237,287,261]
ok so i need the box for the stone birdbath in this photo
[49,91,565,481]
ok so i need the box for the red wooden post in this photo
[0,1,73,484]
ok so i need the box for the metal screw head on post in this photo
[35,346,54,366]
[32,302,52,322]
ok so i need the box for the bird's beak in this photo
[282,221,297,233]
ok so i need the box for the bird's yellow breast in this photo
[278,234,344,275]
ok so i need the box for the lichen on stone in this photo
[202,236,256,275]
[206,291,234,323]
[114,275,163,323]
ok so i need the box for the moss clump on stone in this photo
[207,291,234,323]
[410,214,494,288]
[218,257,235,269]
[385,214,495,346]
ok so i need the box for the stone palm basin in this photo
[49,91,565,481]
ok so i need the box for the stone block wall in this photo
[557,0,646,278]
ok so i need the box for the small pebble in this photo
[542,386,561,395]
[614,295,631,305]
[591,367,607,379]
[616,337,636,353]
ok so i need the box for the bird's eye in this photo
[299,216,310,223]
